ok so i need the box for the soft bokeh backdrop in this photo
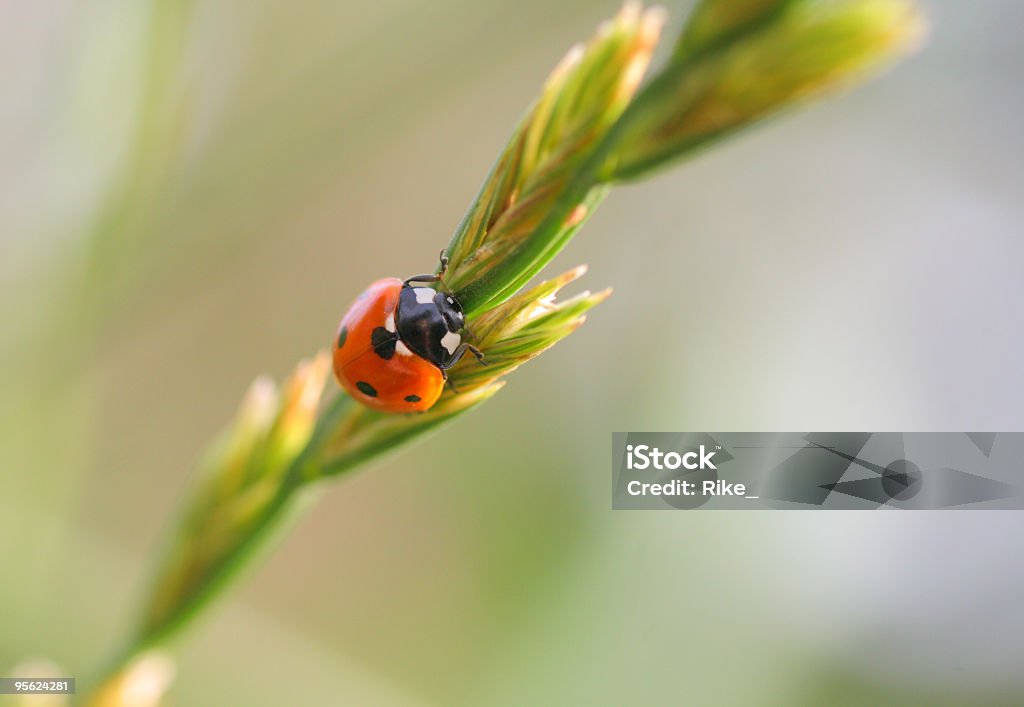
[2,1,1022,704]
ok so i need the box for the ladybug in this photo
[332,252,485,413]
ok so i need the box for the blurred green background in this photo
[2,1,1023,705]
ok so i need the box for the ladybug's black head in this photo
[396,284,466,369]
[436,292,465,332]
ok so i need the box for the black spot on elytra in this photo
[371,327,396,359]
[336,326,348,349]
[356,381,377,397]
[404,394,421,403]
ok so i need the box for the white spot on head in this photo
[414,287,435,304]
[384,314,395,332]
[395,340,413,356]
[441,331,460,355]
[446,297,454,304]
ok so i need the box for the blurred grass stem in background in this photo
[79,1,924,702]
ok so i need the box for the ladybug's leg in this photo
[399,248,448,284]
[445,372,461,394]
[441,343,486,370]
[404,273,441,286]
[466,344,486,364]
